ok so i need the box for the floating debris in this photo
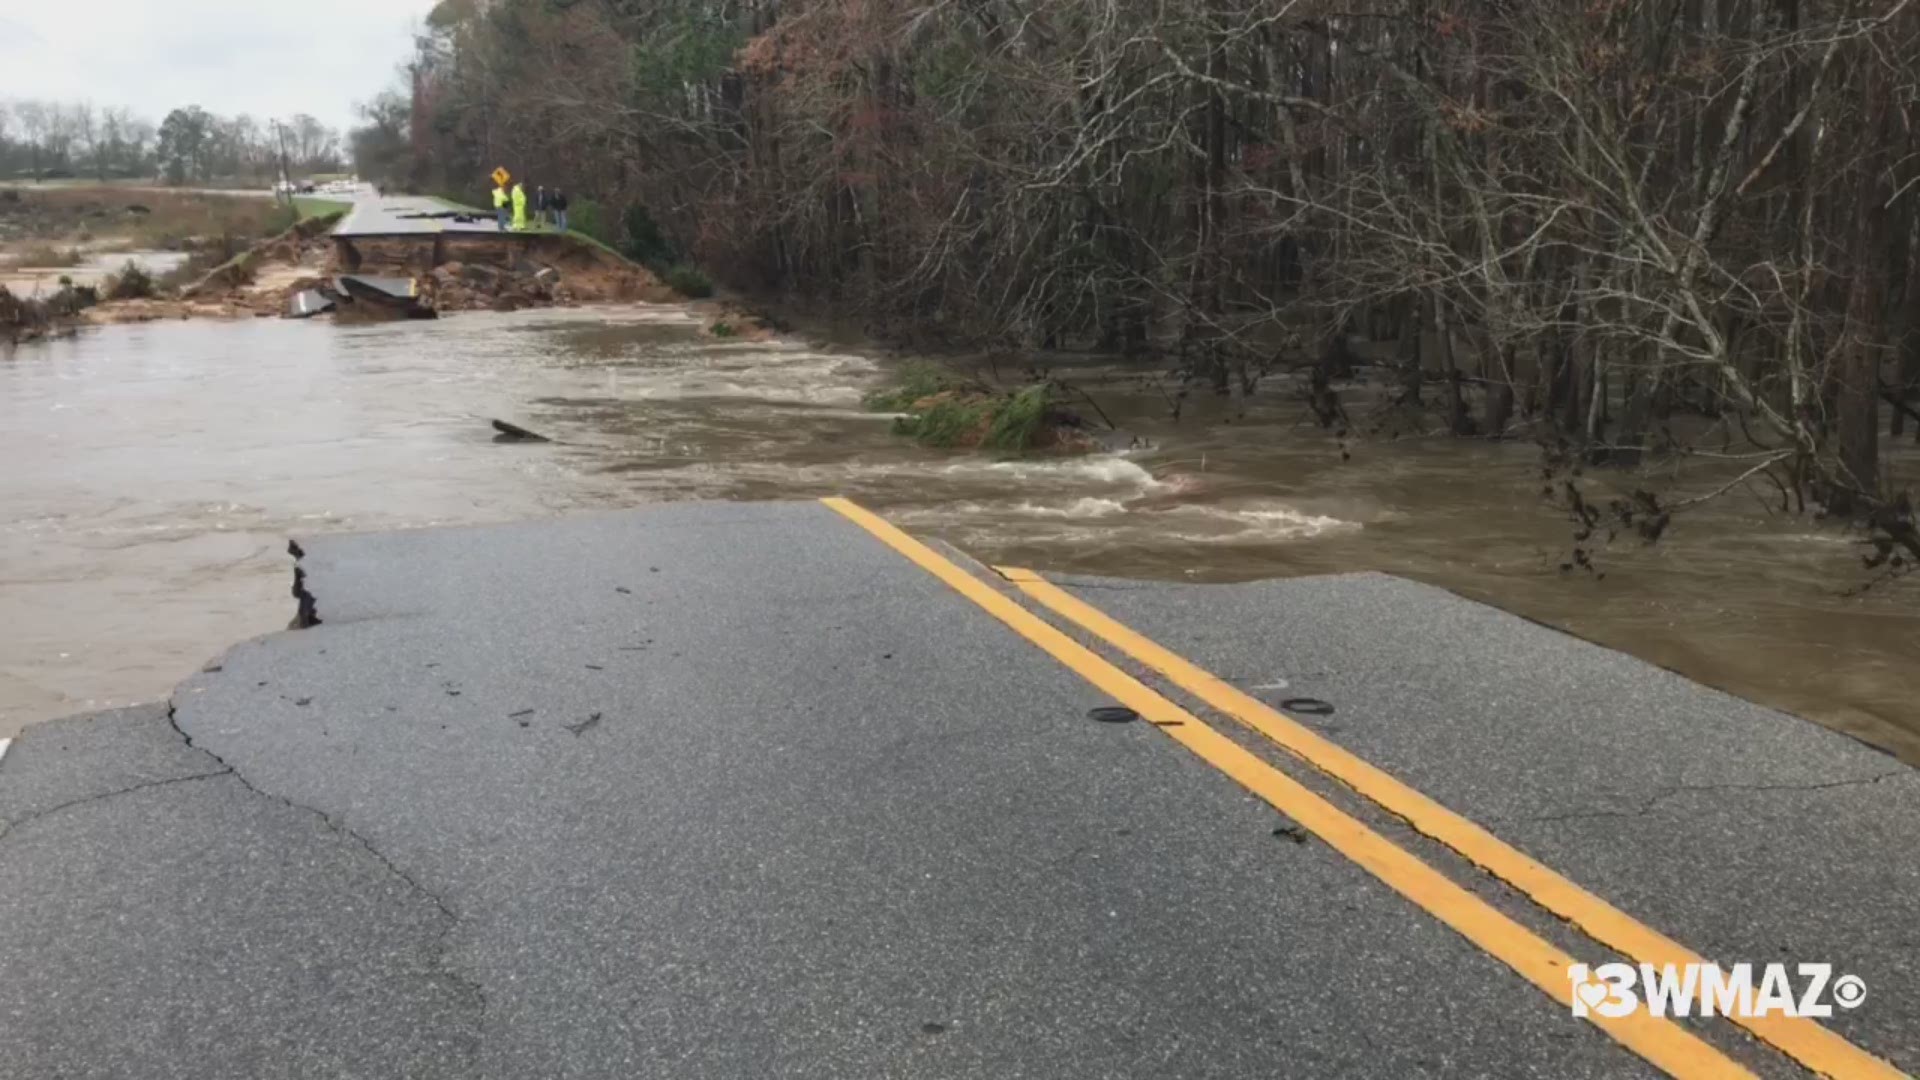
[491,419,551,443]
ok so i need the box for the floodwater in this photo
[3,307,1916,763]
[0,249,190,293]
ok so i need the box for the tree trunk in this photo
[1396,293,1423,405]
[1430,296,1472,435]
[1483,345,1516,437]
[1586,344,1608,446]
[1833,52,1894,509]
[1192,14,1230,391]
[1893,172,1920,439]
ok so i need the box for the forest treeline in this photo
[360,0,1920,516]
[0,100,343,186]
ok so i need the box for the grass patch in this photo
[557,224,630,258]
[566,199,614,247]
[868,363,1066,453]
[0,188,302,260]
[981,384,1053,452]
[124,194,297,250]
[292,197,351,220]
[661,264,713,298]
[893,395,994,448]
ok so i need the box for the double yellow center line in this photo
[821,497,1902,1080]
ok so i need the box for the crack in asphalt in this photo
[163,701,458,920]
[1515,771,1910,825]
[0,767,234,841]
[163,698,489,1020]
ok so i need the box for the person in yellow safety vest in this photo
[492,183,510,232]
[510,181,528,232]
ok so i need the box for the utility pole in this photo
[270,119,294,204]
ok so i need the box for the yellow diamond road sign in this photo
[491,167,511,187]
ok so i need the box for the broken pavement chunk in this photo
[286,289,335,319]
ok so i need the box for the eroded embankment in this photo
[46,217,683,328]
[420,234,678,313]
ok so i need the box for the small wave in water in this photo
[940,455,1164,490]
[609,349,878,408]
[901,490,1355,545]
[900,453,1359,545]
[1146,501,1356,543]
[1010,497,1131,519]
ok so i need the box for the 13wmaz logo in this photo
[1568,962,1866,1019]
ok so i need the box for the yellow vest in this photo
[511,185,527,211]
[492,187,508,208]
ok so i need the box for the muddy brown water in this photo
[3,306,1916,764]
[0,249,189,294]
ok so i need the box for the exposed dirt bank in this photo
[422,235,677,313]
[5,215,684,335]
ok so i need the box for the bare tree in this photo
[100,106,132,176]
[42,102,79,171]
[72,102,103,180]
[14,99,49,178]
[123,115,156,177]
[362,0,1920,528]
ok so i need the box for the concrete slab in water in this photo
[338,274,415,300]
[286,288,333,318]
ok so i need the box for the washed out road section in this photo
[4,501,1651,1078]
[5,307,1916,765]
[331,194,507,237]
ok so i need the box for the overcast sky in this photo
[0,1,438,133]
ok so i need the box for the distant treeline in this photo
[0,99,342,185]
[356,0,1920,518]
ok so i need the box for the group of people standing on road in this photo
[492,177,570,234]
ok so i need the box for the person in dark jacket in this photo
[550,189,570,233]
[533,185,549,228]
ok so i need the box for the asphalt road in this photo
[1,500,1913,1077]
[1021,571,1920,1071]
[332,194,514,238]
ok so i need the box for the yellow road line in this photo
[821,497,1754,1080]
[997,565,1904,1080]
